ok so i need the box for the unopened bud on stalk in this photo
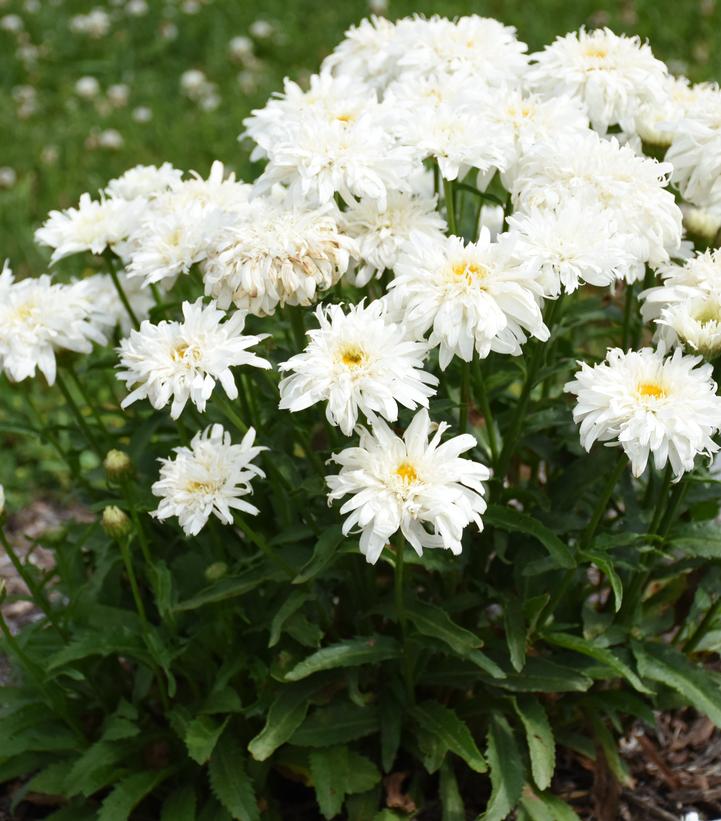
[205,561,228,581]
[102,505,132,540]
[104,449,133,480]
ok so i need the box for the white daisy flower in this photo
[565,346,721,479]
[512,131,682,279]
[634,76,721,147]
[322,15,404,89]
[35,193,146,264]
[202,194,354,316]
[506,197,634,296]
[386,231,549,369]
[78,272,156,335]
[666,106,721,214]
[117,298,270,419]
[341,190,446,286]
[326,408,490,564]
[105,162,183,200]
[526,27,668,134]
[152,424,266,536]
[278,300,438,436]
[0,264,108,384]
[681,203,721,245]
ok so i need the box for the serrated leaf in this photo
[440,761,465,821]
[633,641,721,727]
[98,770,169,821]
[22,759,74,798]
[290,702,378,747]
[185,715,229,765]
[405,599,481,656]
[485,505,575,568]
[65,741,127,798]
[209,732,259,821]
[175,565,283,611]
[590,715,632,787]
[519,790,582,821]
[411,701,486,773]
[580,549,623,612]
[345,751,380,794]
[160,785,197,821]
[380,692,402,773]
[248,681,319,761]
[481,715,524,821]
[513,697,555,791]
[268,591,311,647]
[670,521,721,558]
[310,746,347,819]
[284,636,399,682]
[545,632,651,694]
[293,526,345,584]
[496,657,593,693]
[504,599,527,673]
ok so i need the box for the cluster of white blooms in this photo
[0,263,109,385]
[566,347,721,480]
[152,425,266,536]
[11,14,721,561]
[641,249,721,358]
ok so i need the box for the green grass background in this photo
[1,0,720,275]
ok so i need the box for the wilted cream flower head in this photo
[35,193,146,264]
[387,231,549,369]
[681,204,721,245]
[565,346,721,479]
[512,131,682,279]
[326,409,490,564]
[635,76,721,147]
[117,298,270,419]
[202,193,354,316]
[105,163,183,200]
[526,27,668,134]
[278,300,438,436]
[0,264,109,384]
[152,424,266,536]
[506,197,634,296]
[341,190,446,286]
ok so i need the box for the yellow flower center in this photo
[336,112,354,123]
[585,46,608,59]
[186,480,220,494]
[451,260,487,285]
[172,343,201,363]
[12,303,34,321]
[340,345,365,368]
[637,382,666,400]
[395,462,419,484]
[694,302,721,326]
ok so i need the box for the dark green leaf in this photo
[310,746,347,819]
[160,785,197,821]
[268,591,311,647]
[175,565,284,611]
[580,549,623,612]
[519,790,581,821]
[284,636,399,682]
[290,702,378,747]
[209,732,259,821]
[485,504,575,568]
[513,697,555,791]
[481,715,525,821]
[97,770,170,821]
[405,599,481,656]
[293,526,345,584]
[504,599,527,673]
[411,701,486,773]
[248,681,319,761]
[185,716,229,765]
[440,761,465,821]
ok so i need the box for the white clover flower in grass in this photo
[0,264,109,385]
[202,194,354,316]
[526,27,668,134]
[506,198,634,297]
[341,190,446,286]
[565,347,721,480]
[387,231,549,370]
[152,424,266,536]
[278,300,438,436]
[326,409,490,564]
[512,132,682,279]
[35,193,146,264]
[117,299,270,419]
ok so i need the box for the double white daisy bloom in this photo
[326,409,490,564]
[566,346,721,480]
[117,298,270,419]
[278,300,437,436]
[152,424,266,536]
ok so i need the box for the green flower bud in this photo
[102,505,132,540]
[104,449,133,480]
[205,561,228,582]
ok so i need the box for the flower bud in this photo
[101,506,132,540]
[205,561,228,582]
[104,449,133,480]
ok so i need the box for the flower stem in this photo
[443,177,457,236]
[65,361,110,435]
[289,307,307,351]
[119,536,148,625]
[234,514,295,578]
[55,372,102,457]
[471,356,498,468]
[621,282,635,351]
[458,359,470,435]
[683,595,721,654]
[105,252,140,330]
[580,453,628,550]
[394,538,414,703]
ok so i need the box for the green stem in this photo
[580,453,628,550]
[648,464,674,536]
[459,360,470,435]
[219,395,249,435]
[289,307,307,351]
[234,514,295,578]
[66,361,110,435]
[0,525,67,640]
[471,356,498,468]
[621,282,635,351]
[55,372,102,457]
[394,538,414,703]
[120,480,153,568]
[443,177,457,236]
[106,253,140,330]
[119,537,147,624]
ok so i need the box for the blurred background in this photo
[0,0,720,274]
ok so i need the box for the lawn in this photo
[1,0,719,273]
